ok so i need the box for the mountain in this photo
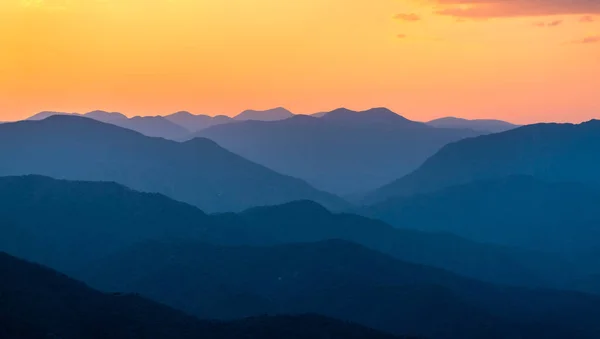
[27,111,190,140]
[165,111,233,132]
[0,117,347,212]
[0,251,406,339]
[194,108,480,195]
[321,107,425,128]
[115,116,190,139]
[365,120,600,203]
[234,107,294,121]
[83,240,600,339]
[361,176,600,253]
[0,175,213,273]
[84,110,128,122]
[427,117,518,133]
[0,175,572,288]
[223,200,578,287]
[28,110,78,120]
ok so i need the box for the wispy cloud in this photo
[569,35,600,44]
[580,15,595,22]
[397,34,408,39]
[533,20,563,27]
[433,0,600,19]
[394,13,421,22]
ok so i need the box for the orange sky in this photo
[0,0,599,124]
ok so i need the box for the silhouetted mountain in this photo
[321,107,424,128]
[194,108,480,195]
[361,176,600,253]
[83,240,600,339]
[115,115,191,139]
[28,111,77,120]
[165,111,233,132]
[234,107,294,121]
[0,175,214,273]
[84,110,129,122]
[0,117,347,212]
[0,251,407,339]
[427,117,518,133]
[27,110,190,139]
[0,175,569,288]
[365,120,600,203]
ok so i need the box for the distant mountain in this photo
[0,175,572,288]
[83,240,600,339]
[234,107,294,121]
[28,110,78,120]
[321,107,425,128]
[115,116,190,139]
[165,111,233,132]
[0,117,347,212]
[27,110,190,140]
[0,251,406,339]
[365,120,600,203]
[0,175,213,273]
[194,108,480,195]
[225,200,579,287]
[84,110,128,122]
[0,176,576,286]
[427,117,518,133]
[361,176,600,253]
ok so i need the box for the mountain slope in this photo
[361,176,600,253]
[82,240,600,339]
[165,111,233,132]
[0,117,347,212]
[194,108,480,195]
[115,116,190,139]
[28,111,190,140]
[366,120,600,203]
[0,251,406,339]
[427,117,518,133]
[0,175,569,287]
[234,107,294,121]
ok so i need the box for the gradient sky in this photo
[1,0,599,124]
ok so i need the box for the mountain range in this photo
[0,116,346,212]
[365,120,600,203]
[26,107,297,139]
[81,239,600,339]
[193,108,481,195]
[360,175,600,253]
[234,107,295,121]
[29,110,190,140]
[164,111,233,132]
[0,175,588,290]
[427,117,518,133]
[0,251,408,339]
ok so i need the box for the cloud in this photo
[580,15,596,22]
[433,0,600,19]
[397,34,408,39]
[533,19,563,27]
[394,13,421,21]
[570,35,600,44]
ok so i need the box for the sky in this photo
[0,0,599,124]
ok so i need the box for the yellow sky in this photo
[0,0,599,123]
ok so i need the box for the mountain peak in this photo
[84,110,128,121]
[322,107,420,127]
[427,117,518,133]
[234,107,294,121]
[28,111,76,121]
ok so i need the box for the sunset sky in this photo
[0,0,599,124]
